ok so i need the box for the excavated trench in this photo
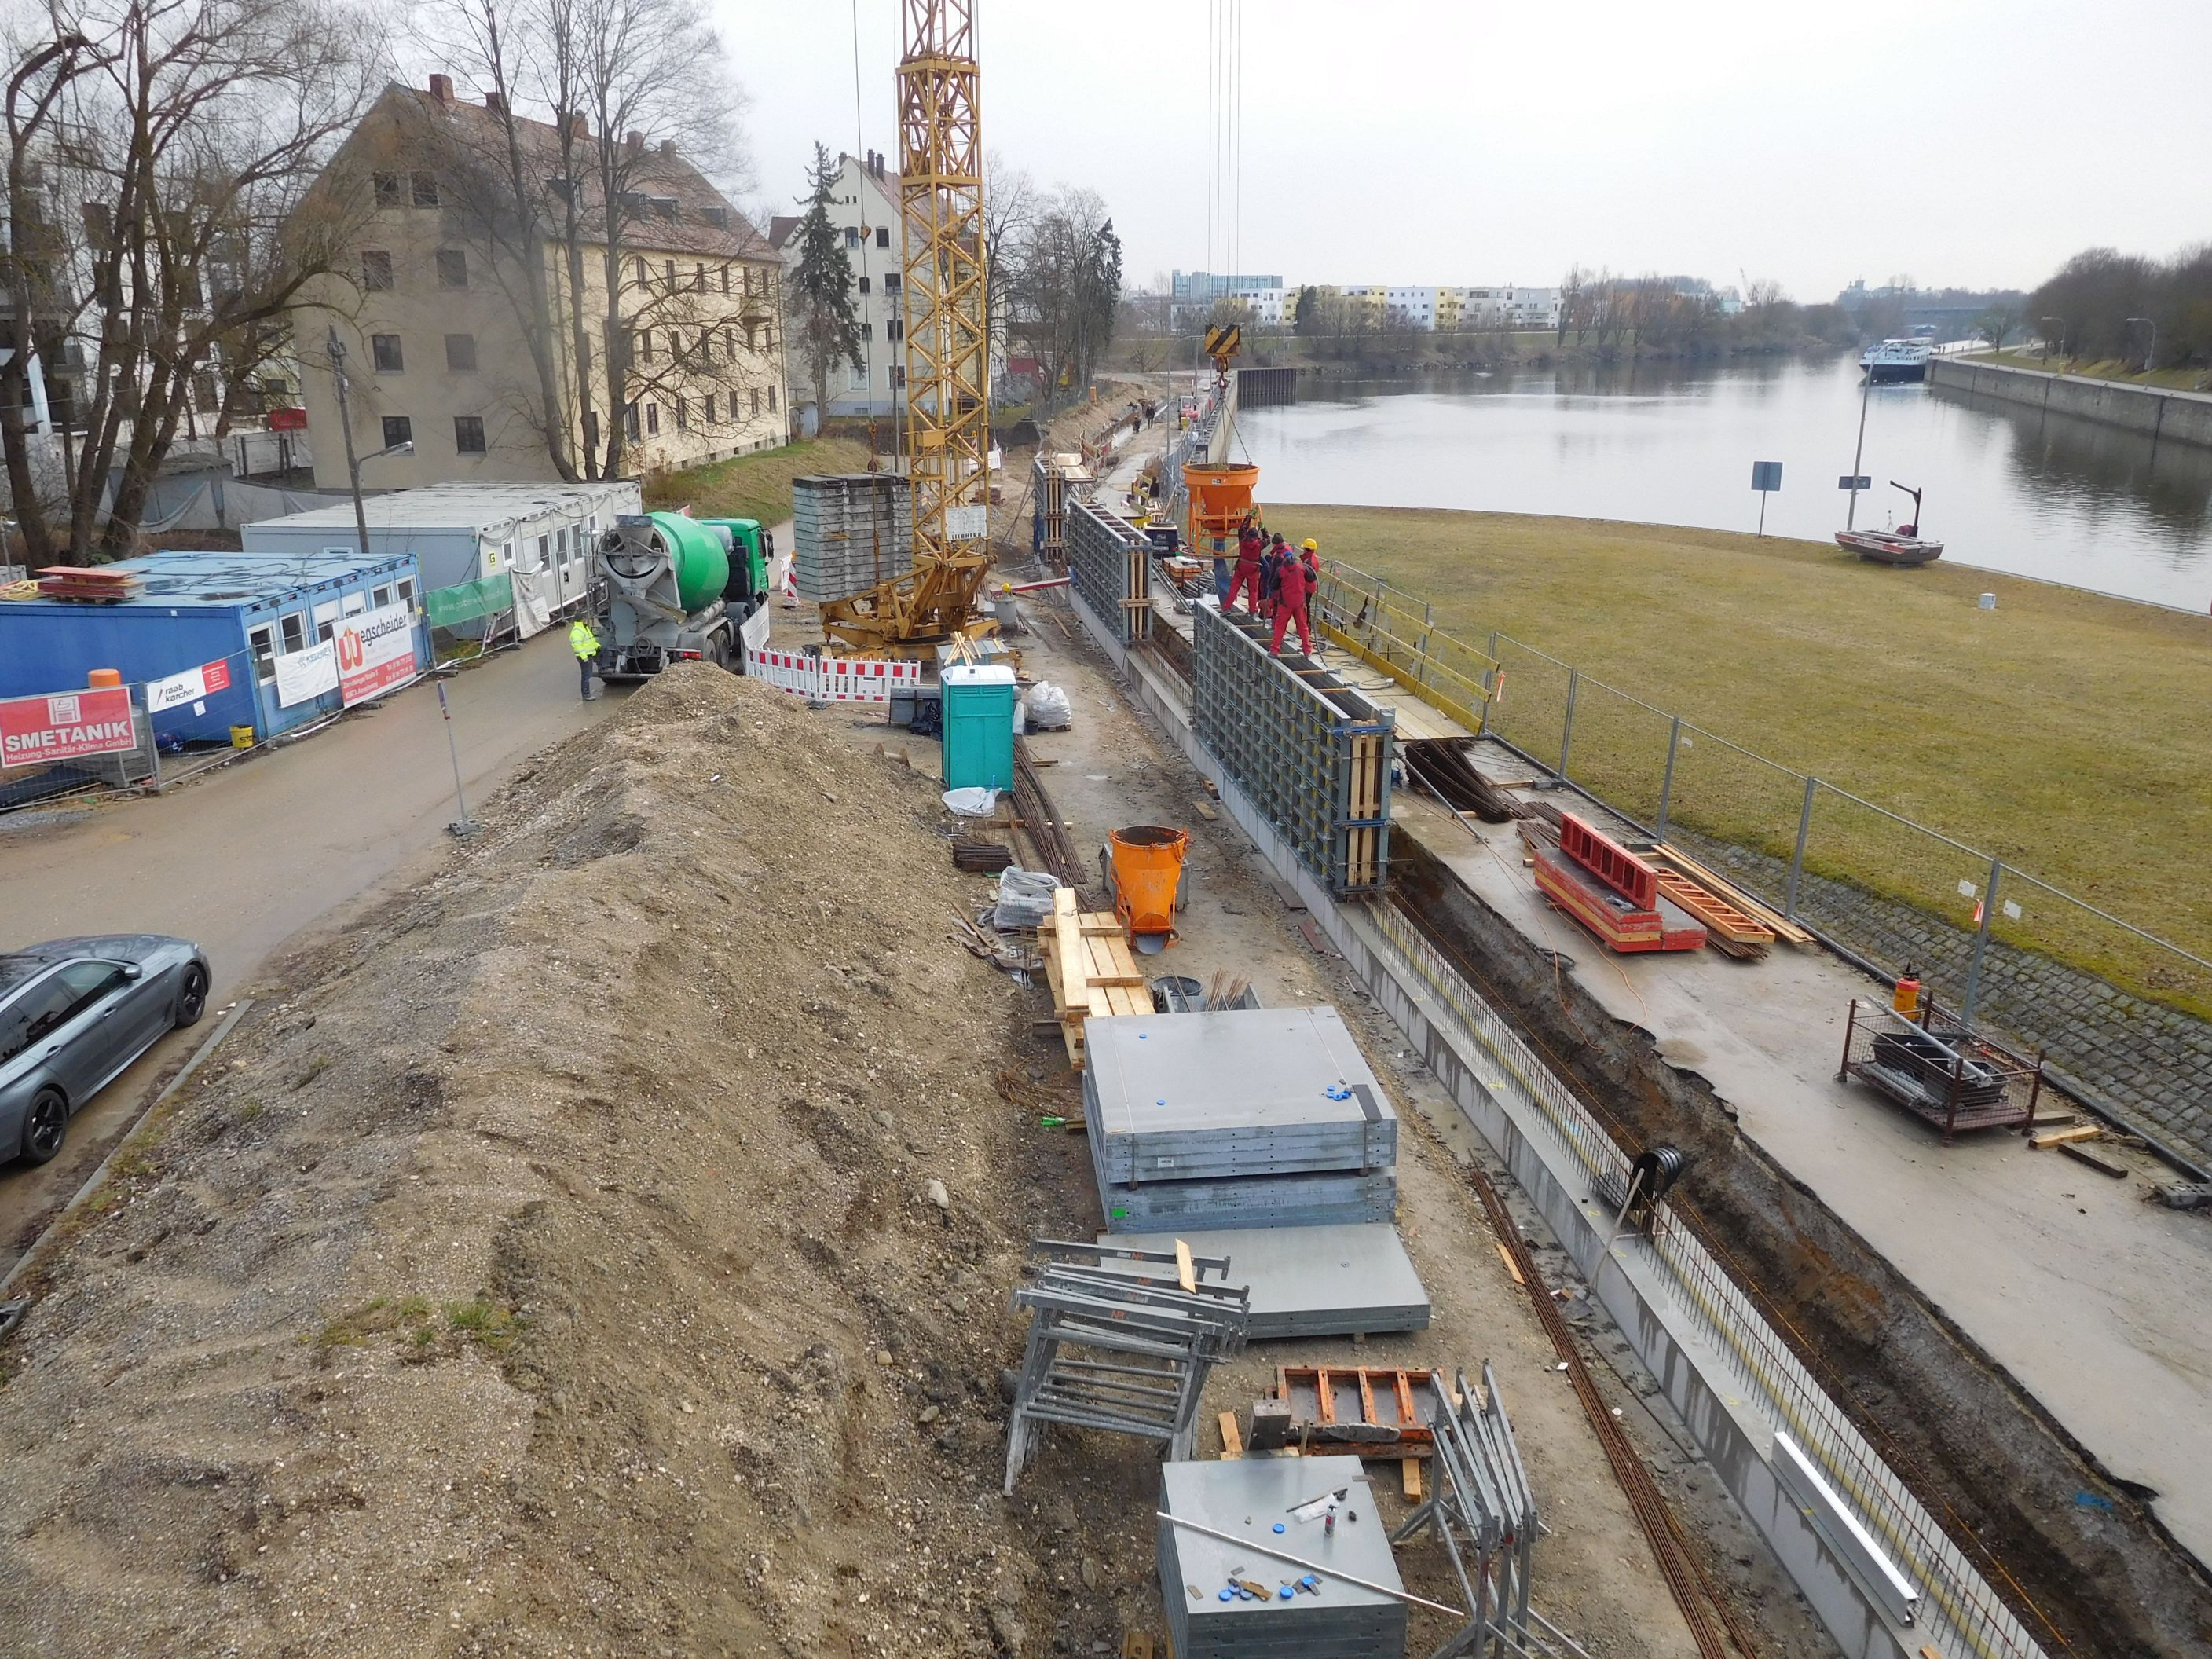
[1390,833,2212,1657]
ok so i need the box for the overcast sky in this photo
[720,0,2209,301]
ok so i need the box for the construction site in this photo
[2,7,2210,1659]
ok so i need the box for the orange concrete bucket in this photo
[1110,826,1189,952]
[1184,461,1260,545]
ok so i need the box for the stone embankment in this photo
[1929,356,2212,449]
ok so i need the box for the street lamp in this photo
[2126,316,2158,375]
[325,326,412,566]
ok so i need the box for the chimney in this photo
[658,138,676,158]
[428,73,452,103]
[624,130,643,154]
[566,112,590,141]
[484,90,504,115]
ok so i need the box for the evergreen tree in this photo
[789,143,864,421]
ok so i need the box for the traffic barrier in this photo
[742,642,922,703]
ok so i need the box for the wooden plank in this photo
[1218,1409,1243,1460]
[1402,1459,1423,1501]
[1122,1635,1155,1659]
[2058,1142,2129,1179]
[1192,798,1219,821]
[2031,1124,2105,1148]
[1176,1239,1196,1293]
[1653,870,1774,944]
[1493,1240,1525,1287]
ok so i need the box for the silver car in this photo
[0,936,211,1166]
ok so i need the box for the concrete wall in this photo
[1929,357,2212,449]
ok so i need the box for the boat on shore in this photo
[1837,527,1944,565]
[1859,339,1932,383]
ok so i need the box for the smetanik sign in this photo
[334,603,419,707]
[0,687,137,768]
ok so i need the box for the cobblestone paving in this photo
[1675,833,2212,1172]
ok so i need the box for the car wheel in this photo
[174,963,210,1028]
[20,1088,68,1166]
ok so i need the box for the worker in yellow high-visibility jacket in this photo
[569,617,600,701]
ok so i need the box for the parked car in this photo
[0,936,211,1166]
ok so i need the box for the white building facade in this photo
[772,150,908,420]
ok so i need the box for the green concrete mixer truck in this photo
[590,511,774,681]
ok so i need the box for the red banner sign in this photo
[267,407,308,432]
[0,687,137,768]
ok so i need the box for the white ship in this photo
[1859,338,1932,383]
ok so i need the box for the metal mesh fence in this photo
[1370,901,2053,1659]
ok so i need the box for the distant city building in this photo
[1836,280,2024,336]
[1264,284,1562,332]
[1170,269,1283,327]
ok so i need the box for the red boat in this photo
[1837,482,1943,566]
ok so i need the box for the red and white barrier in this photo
[743,643,922,703]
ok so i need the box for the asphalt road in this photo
[1,632,625,1263]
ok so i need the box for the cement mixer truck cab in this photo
[591,511,774,681]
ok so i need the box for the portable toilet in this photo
[941,664,1016,790]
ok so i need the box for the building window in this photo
[745,320,760,350]
[750,387,761,416]
[844,226,859,248]
[454,414,485,453]
[700,332,714,363]
[703,392,716,423]
[663,258,676,290]
[381,415,412,449]
[674,397,689,430]
[584,410,600,452]
[397,577,416,609]
[767,385,776,412]
[876,226,889,248]
[279,613,306,654]
[371,333,403,372]
[248,624,276,683]
[436,248,467,287]
[645,402,659,435]
[860,321,872,341]
[623,401,639,441]
[634,255,646,287]
[884,273,899,294]
[372,171,401,207]
[361,249,393,291]
[858,275,870,295]
[720,266,730,295]
[635,328,653,364]
[726,326,739,357]
[411,171,439,207]
[445,333,477,372]
[371,584,393,608]
[694,262,707,291]
[888,319,903,342]
[891,365,905,390]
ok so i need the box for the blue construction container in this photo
[0,550,428,745]
[940,665,1016,791]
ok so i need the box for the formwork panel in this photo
[1103,1224,1430,1339]
[1192,604,1393,895]
[1068,500,1151,644]
[792,474,914,602]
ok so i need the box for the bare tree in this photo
[1005,185,1119,407]
[2,0,384,561]
[980,148,1032,386]
[1974,304,2020,354]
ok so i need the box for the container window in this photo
[313,599,339,642]
[534,535,550,571]
[372,584,393,608]
[342,591,367,616]
[397,578,416,608]
[248,623,276,683]
[280,613,305,653]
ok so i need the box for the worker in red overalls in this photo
[1225,522,1264,614]
[1272,537,1317,655]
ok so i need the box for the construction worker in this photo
[1259,533,1290,622]
[569,614,601,700]
[1271,539,1316,657]
[1226,524,1264,614]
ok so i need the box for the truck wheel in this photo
[709,635,732,671]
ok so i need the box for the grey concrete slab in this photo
[1103,1224,1430,1339]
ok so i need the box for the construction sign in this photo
[334,602,419,707]
[145,657,235,714]
[0,687,137,769]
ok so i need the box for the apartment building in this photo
[294,76,787,493]
[769,150,912,419]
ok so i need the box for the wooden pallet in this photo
[1039,887,1146,1068]
[1260,1364,1445,1459]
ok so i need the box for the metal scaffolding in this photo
[1192,602,1394,895]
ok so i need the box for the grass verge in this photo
[1276,504,2212,1016]
[1965,350,2211,394]
[643,436,872,525]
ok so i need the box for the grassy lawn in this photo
[643,437,871,525]
[1278,504,2212,1015]
[1966,350,2211,394]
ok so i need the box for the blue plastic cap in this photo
[1278,1586,1294,1599]
[1218,1589,1233,1602]
[1273,1522,1285,1533]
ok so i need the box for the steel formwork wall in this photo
[1192,603,1393,895]
[1068,501,1149,645]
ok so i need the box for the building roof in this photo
[767,214,801,251]
[386,82,776,262]
[245,479,637,538]
[6,551,410,610]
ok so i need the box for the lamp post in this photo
[2126,316,2158,376]
[326,326,412,564]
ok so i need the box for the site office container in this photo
[240,479,643,639]
[0,550,429,745]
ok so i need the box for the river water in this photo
[1235,353,2212,610]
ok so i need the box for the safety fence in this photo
[742,642,921,704]
[1192,602,1393,896]
[1314,558,1499,734]
[1372,899,2053,1659]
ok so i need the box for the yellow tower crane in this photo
[817,0,996,656]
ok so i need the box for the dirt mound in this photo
[0,668,1082,1655]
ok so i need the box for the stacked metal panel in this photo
[1192,602,1394,895]
[1003,1240,1250,1496]
[790,474,914,602]
[1098,1225,1430,1339]
[1159,1456,1410,1658]
[1068,500,1150,643]
[1085,1009,1398,1234]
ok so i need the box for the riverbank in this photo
[1932,355,2212,449]
[1270,504,2212,1016]
[1966,349,2212,395]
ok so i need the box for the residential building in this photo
[1169,269,1283,328]
[770,149,912,420]
[294,75,788,494]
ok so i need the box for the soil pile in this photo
[0,668,1073,1655]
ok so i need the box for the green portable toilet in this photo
[941,664,1017,790]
